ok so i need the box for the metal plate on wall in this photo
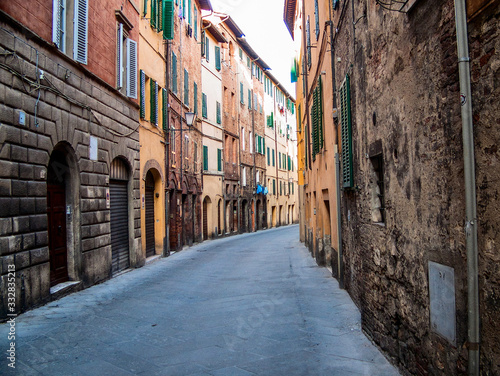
[428,261,456,344]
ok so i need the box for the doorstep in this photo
[50,281,82,300]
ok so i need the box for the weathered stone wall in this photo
[335,0,499,374]
[0,17,141,319]
[468,2,500,373]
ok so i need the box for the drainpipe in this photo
[328,0,344,289]
[454,1,479,374]
[164,38,171,257]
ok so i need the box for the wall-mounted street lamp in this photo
[185,112,196,127]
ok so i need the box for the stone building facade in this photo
[0,0,141,318]
[287,0,500,374]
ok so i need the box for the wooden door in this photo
[47,184,69,286]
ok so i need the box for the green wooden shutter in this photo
[162,88,168,130]
[184,69,189,105]
[163,0,174,40]
[194,5,198,39]
[318,77,324,150]
[340,75,354,188]
[201,30,206,56]
[272,149,275,166]
[203,145,208,170]
[248,90,251,109]
[205,36,209,61]
[267,147,270,165]
[216,101,221,124]
[144,0,148,16]
[202,93,207,118]
[151,0,157,29]
[150,79,158,125]
[193,82,198,115]
[215,46,221,70]
[140,70,146,119]
[171,52,177,93]
[273,179,275,195]
[217,148,222,171]
[306,17,311,69]
[188,0,192,24]
[340,74,353,188]
[240,82,244,104]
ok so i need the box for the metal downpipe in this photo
[454,1,480,374]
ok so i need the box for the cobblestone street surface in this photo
[0,225,400,375]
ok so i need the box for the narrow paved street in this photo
[1,226,399,376]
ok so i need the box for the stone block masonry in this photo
[0,19,141,320]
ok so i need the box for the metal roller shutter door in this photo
[110,180,130,274]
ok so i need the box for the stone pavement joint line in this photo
[0,225,400,376]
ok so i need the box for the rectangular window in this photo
[184,69,189,105]
[216,101,221,124]
[188,0,192,24]
[279,152,282,169]
[340,75,354,189]
[193,82,198,115]
[267,147,270,165]
[272,149,275,166]
[140,69,146,119]
[248,89,251,109]
[242,167,247,186]
[273,179,276,195]
[215,46,221,71]
[298,105,302,132]
[202,93,207,118]
[217,148,222,171]
[73,0,89,64]
[239,48,243,60]
[171,52,177,93]
[203,145,208,171]
[240,83,244,104]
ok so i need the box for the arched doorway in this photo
[145,170,156,258]
[272,206,277,228]
[203,196,212,240]
[110,158,130,274]
[217,199,222,235]
[241,200,248,233]
[47,150,69,286]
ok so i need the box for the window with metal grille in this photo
[340,74,354,189]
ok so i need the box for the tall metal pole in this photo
[454,1,479,374]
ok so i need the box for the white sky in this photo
[210,0,297,98]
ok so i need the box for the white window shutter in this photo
[52,0,66,52]
[126,39,137,98]
[117,23,123,89]
[73,0,88,64]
